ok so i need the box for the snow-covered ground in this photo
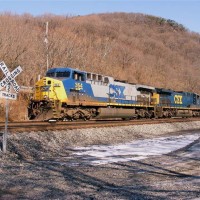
[72,133,200,165]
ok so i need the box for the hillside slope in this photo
[0,12,200,93]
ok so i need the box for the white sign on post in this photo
[0,61,23,153]
[0,91,17,100]
[0,61,22,96]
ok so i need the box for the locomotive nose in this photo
[35,77,52,101]
[34,76,67,102]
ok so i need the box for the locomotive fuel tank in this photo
[176,110,193,117]
[96,108,136,119]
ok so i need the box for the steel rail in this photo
[0,118,199,133]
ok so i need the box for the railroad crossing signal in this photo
[0,61,22,94]
[0,61,23,153]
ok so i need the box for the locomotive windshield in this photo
[46,71,71,78]
[46,72,55,77]
[56,71,70,78]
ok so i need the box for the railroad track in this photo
[0,118,200,133]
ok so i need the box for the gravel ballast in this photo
[6,121,200,159]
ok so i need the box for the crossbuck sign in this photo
[0,61,23,153]
[0,61,22,99]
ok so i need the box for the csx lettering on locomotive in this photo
[174,95,182,104]
[109,84,125,99]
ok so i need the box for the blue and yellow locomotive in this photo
[28,67,200,121]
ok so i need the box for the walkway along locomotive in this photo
[28,67,200,121]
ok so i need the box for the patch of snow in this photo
[73,134,200,165]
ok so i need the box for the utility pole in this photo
[44,21,49,71]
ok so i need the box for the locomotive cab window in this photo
[87,73,92,80]
[46,72,55,77]
[73,71,85,81]
[56,71,70,78]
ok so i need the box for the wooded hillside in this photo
[0,12,200,93]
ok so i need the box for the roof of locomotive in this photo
[46,67,200,97]
[46,67,114,80]
[46,67,75,73]
[46,67,157,90]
